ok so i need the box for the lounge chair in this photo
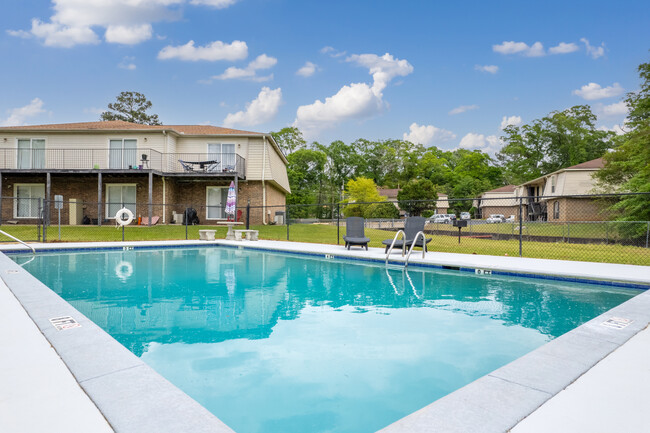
[343,217,371,250]
[179,160,194,172]
[382,216,432,253]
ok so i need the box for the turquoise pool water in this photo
[17,247,638,433]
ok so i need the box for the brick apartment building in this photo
[0,121,290,225]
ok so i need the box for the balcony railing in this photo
[0,148,245,177]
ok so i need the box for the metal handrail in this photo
[404,231,426,268]
[385,229,406,265]
[0,230,35,254]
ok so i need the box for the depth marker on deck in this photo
[50,316,81,331]
[601,317,632,329]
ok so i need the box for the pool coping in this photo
[2,239,650,433]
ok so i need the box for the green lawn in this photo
[0,223,648,266]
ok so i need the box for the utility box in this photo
[69,199,83,225]
[274,211,285,225]
[172,212,184,225]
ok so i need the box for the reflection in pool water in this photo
[19,247,638,433]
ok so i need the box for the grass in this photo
[0,223,648,266]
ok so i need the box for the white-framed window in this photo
[207,143,236,172]
[206,186,229,220]
[551,176,556,193]
[109,139,137,169]
[17,138,45,169]
[106,184,136,219]
[14,184,45,218]
[553,201,560,219]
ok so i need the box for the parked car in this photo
[486,214,505,223]
[446,213,457,221]
[430,214,451,224]
[505,215,515,223]
[460,212,471,220]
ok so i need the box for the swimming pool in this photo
[16,246,639,433]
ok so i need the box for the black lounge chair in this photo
[382,216,432,253]
[343,217,371,250]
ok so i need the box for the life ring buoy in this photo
[115,261,133,280]
[115,207,134,227]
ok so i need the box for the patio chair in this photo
[382,216,432,253]
[343,217,371,250]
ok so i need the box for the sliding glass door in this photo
[109,139,137,169]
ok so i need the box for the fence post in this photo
[42,199,47,243]
[337,203,340,245]
[246,200,250,230]
[646,221,649,249]
[185,207,188,240]
[286,204,290,241]
[567,222,570,244]
[518,197,523,257]
[37,199,42,242]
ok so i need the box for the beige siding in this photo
[245,138,266,181]
[166,133,176,154]
[174,136,249,154]
[267,141,290,193]
[560,170,598,195]
[479,191,518,208]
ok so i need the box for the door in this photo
[109,139,137,169]
[17,139,45,169]
[106,185,136,218]
[206,187,229,219]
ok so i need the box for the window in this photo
[106,184,136,219]
[206,186,229,219]
[554,201,560,219]
[15,184,45,218]
[551,176,556,193]
[17,139,45,169]
[207,143,236,172]
[109,139,137,169]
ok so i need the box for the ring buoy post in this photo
[115,207,134,228]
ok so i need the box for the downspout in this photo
[262,136,267,224]
[162,130,167,223]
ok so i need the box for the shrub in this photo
[364,202,400,219]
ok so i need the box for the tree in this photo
[100,91,162,125]
[285,148,328,217]
[397,179,438,216]
[341,177,385,217]
[271,127,306,155]
[497,105,613,184]
[595,60,650,228]
[364,202,400,219]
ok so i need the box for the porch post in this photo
[46,172,51,226]
[148,171,153,227]
[0,172,3,226]
[98,172,102,226]
[234,175,238,221]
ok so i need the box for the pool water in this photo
[18,247,638,433]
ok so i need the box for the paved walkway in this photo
[0,278,114,433]
[512,324,650,433]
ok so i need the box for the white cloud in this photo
[223,87,282,127]
[118,56,137,70]
[500,115,522,129]
[28,19,99,47]
[296,61,317,77]
[493,41,545,57]
[212,54,277,82]
[459,133,503,155]
[190,0,238,8]
[597,101,628,117]
[598,124,626,135]
[572,82,624,100]
[158,40,248,61]
[1,98,46,126]
[475,64,499,74]
[294,53,413,136]
[8,0,236,47]
[449,105,479,115]
[548,42,579,54]
[580,38,605,59]
[403,123,456,146]
[105,24,152,45]
[320,46,346,58]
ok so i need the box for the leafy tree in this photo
[364,202,400,219]
[285,149,328,217]
[100,91,162,125]
[397,179,438,216]
[342,177,385,217]
[596,60,650,228]
[497,105,613,184]
[271,127,306,155]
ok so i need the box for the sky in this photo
[0,0,648,154]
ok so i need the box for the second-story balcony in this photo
[0,148,246,178]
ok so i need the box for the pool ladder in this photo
[0,229,35,254]
[385,230,426,268]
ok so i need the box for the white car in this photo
[486,214,505,223]
[505,215,515,223]
[460,212,471,220]
[431,214,451,224]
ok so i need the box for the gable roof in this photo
[0,120,263,136]
[564,157,605,170]
[485,185,517,193]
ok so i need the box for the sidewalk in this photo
[0,278,114,433]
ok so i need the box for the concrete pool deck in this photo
[1,239,649,432]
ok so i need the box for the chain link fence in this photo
[0,193,647,265]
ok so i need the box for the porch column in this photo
[46,172,51,226]
[148,171,153,227]
[98,172,102,226]
[0,172,3,226]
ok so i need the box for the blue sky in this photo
[1,0,648,153]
